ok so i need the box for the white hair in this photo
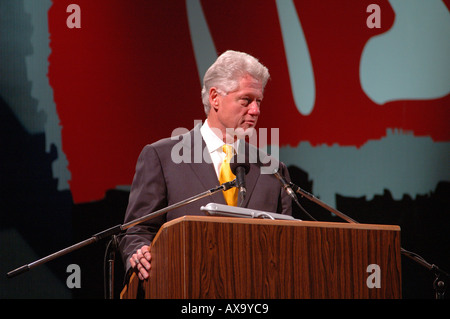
[201,50,270,116]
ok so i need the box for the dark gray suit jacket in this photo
[119,124,292,270]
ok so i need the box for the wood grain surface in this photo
[121,216,401,299]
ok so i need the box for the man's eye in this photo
[241,98,251,106]
[240,97,262,107]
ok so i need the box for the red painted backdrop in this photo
[48,0,449,203]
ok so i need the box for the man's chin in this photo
[235,127,256,139]
[223,126,256,142]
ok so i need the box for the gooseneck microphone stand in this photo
[288,181,449,299]
[6,180,237,299]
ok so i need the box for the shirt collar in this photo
[201,120,240,154]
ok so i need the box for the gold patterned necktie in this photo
[219,144,238,206]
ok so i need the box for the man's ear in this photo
[209,87,220,111]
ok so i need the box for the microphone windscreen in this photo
[230,154,250,175]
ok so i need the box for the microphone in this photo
[288,181,358,224]
[273,169,317,221]
[273,169,298,203]
[230,154,250,206]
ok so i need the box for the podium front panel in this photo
[132,216,401,299]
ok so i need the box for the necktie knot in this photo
[222,144,234,162]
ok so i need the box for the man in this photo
[119,50,292,281]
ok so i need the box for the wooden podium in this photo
[120,216,401,299]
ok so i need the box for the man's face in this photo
[210,75,263,141]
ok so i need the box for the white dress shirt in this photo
[200,120,240,179]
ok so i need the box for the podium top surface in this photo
[161,215,401,232]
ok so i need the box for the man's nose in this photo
[248,101,260,115]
